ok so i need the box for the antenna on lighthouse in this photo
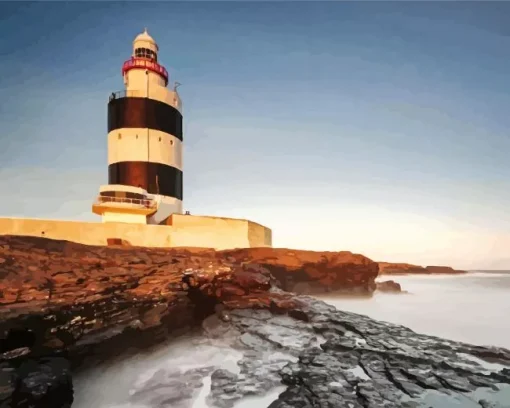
[174,82,182,91]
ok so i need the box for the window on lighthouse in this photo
[135,47,157,62]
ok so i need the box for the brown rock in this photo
[230,269,271,292]
[0,235,379,373]
[216,283,246,297]
[220,248,378,295]
[425,265,466,274]
[378,262,466,275]
[376,280,402,293]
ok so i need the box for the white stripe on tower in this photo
[107,129,183,170]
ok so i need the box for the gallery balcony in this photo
[92,195,158,217]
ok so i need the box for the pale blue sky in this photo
[1,2,510,269]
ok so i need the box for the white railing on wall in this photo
[95,196,157,209]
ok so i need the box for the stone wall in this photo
[168,214,272,249]
[0,215,272,249]
[247,218,273,248]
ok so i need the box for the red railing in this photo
[122,57,168,85]
[95,196,157,209]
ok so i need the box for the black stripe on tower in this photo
[108,97,183,141]
[108,162,183,201]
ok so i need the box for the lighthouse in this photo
[93,29,183,225]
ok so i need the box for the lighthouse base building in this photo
[0,30,272,250]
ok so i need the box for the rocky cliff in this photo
[0,235,379,406]
[0,235,378,353]
[1,236,508,408]
[0,237,378,308]
[378,262,466,275]
[222,247,378,294]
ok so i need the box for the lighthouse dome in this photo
[133,28,158,52]
[134,28,155,44]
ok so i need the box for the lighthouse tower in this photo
[93,29,183,225]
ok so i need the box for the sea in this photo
[319,271,510,350]
[73,271,510,407]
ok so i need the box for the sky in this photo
[1,1,510,269]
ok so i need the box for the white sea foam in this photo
[232,386,286,408]
[191,376,212,408]
[466,271,510,278]
[73,336,243,408]
[401,384,510,407]
[457,353,509,374]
